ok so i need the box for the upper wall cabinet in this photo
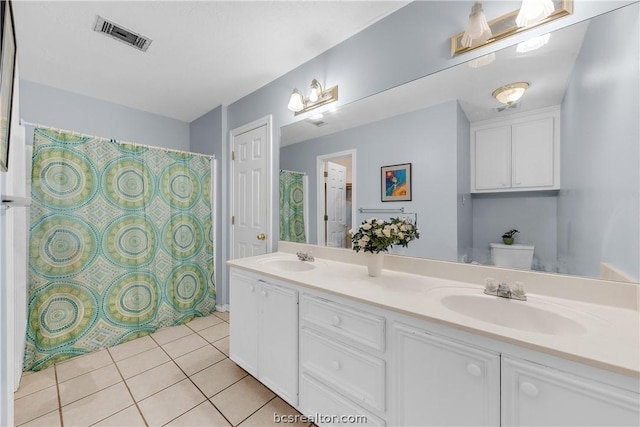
[471,108,560,193]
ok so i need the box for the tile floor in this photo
[14,311,310,427]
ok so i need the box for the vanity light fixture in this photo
[461,2,492,48]
[516,0,555,27]
[492,82,529,105]
[451,0,572,56]
[516,33,551,53]
[287,79,338,116]
[468,52,495,68]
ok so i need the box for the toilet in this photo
[490,243,534,270]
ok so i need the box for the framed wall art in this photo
[381,163,411,202]
[0,0,16,172]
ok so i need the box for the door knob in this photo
[257,233,266,241]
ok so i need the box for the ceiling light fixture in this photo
[516,0,555,27]
[287,79,338,115]
[492,82,530,105]
[461,2,492,48]
[516,33,551,53]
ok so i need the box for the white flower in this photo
[358,238,367,247]
[383,226,391,237]
[362,223,372,231]
[400,224,408,232]
[375,229,383,237]
[398,232,404,239]
[362,235,370,242]
[391,224,398,232]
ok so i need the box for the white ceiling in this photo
[12,1,409,123]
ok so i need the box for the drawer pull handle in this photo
[520,381,539,397]
[332,361,341,371]
[466,363,482,377]
[331,316,341,326]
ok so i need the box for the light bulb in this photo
[461,2,492,48]
[516,33,551,53]
[309,79,322,103]
[287,89,304,112]
[516,0,554,27]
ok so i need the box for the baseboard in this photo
[215,304,229,312]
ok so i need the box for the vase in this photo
[503,237,514,245]
[365,252,384,277]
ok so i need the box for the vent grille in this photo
[94,16,152,52]
[494,103,520,113]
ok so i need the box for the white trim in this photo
[215,304,230,312]
[316,149,357,247]
[229,116,274,258]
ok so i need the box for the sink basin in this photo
[258,258,317,272]
[437,291,587,336]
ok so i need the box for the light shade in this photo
[461,2,492,48]
[492,82,529,105]
[516,33,551,53]
[516,0,555,27]
[287,89,304,112]
[468,53,496,68]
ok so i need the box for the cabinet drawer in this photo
[300,327,385,412]
[300,294,385,352]
[300,373,385,427]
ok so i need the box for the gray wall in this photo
[471,192,559,271]
[281,101,462,262]
[20,80,189,149]
[456,102,472,262]
[190,106,227,305]
[558,4,640,280]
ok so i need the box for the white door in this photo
[232,124,269,258]
[259,281,299,406]
[228,271,259,376]
[512,117,555,188]
[325,161,347,248]
[393,323,500,426]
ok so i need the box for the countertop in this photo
[228,251,640,378]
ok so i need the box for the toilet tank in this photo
[490,243,534,270]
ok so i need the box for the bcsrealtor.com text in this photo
[274,413,368,424]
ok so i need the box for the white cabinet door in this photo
[473,125,511,190]
[229,271,259,376]
[502,356,640,426]
[259,281,299,405]
[393,323,500,426]
[512,117,555,188]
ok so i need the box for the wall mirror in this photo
[279,3,639,283]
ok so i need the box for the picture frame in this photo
[0,0,16,172]
[381,163,412,202]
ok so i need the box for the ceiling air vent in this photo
[94,16,152,52]
[494,102,520,113]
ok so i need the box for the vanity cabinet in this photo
[392,323,500,426]
[502,356,640,426]
[229,270,299,405]
[471,108,559,193]
[299,294,387,426]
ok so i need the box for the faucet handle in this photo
[512,281,527,300]
[484,277,498,294]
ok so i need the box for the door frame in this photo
[229,115,274,259]
[316,149,357,246]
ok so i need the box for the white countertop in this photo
[228,251,640,378]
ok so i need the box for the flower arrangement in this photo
[502,228,519,245]
[351,217,419,254]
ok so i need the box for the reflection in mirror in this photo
[279,4,639,283]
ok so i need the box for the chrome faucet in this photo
[296,251,314,262]
[484,278,527,301]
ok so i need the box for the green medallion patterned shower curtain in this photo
[24,128,215,371]
[279,170,307,243]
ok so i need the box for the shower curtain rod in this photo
[280,169,307,175]
[19,118,215,159]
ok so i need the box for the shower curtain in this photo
[279,170,307,243]
[24,128,215,371]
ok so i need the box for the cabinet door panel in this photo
[502,356,640,426]
[259,282,299,406]
[474,126,511,190]
[229,272,259,376]
[393,323,500,426]
[512,117,555,188]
